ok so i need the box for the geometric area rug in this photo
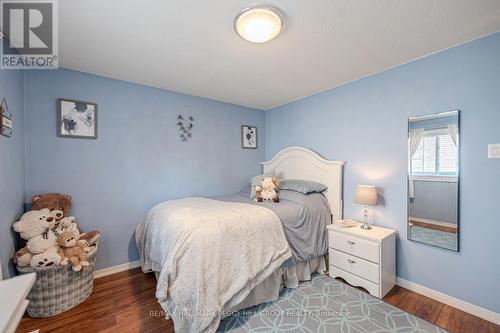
[218,274,447,333]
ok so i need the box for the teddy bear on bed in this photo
[256,177,280,203]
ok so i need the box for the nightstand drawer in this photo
[329,266,380,298]
[330,231,380,263]
[330,249,380,284]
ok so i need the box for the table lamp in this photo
[354,185,378,230]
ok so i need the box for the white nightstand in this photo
[327,221,396,298]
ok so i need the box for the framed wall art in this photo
[57,98,97,139]
[241,125,257,149]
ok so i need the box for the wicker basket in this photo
[17,242,98,317]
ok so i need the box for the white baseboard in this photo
[93,260,141,279]
[396,277,500,325]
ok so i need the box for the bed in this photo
[136,146,344,333]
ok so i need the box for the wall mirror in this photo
[407,110,459,251]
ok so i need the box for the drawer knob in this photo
[347,240,356,245]
[347,259,356,264]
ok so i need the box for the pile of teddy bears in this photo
[13,193,100,272]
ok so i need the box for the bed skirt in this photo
[154,255,327,317]
[224,256,327,314]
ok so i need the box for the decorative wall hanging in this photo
[241,125,257,149]
[0,98,12,137]
[177,115,194,141]
[57,98,97,139]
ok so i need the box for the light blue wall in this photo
[0,70,25,279]
[409,180,458,224]
[24,68,266,271]
[266,32,500,313]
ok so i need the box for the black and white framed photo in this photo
[241,125,257,149]
[57,98,97,139]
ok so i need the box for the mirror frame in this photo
[407,110,460,252]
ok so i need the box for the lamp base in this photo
[360,223,372,230]
[360,205,371,230]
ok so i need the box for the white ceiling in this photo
[59,0,500,110]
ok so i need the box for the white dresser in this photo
[327,222,396,298]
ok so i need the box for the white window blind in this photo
[411,130,457,176]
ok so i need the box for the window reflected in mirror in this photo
[408,111,459,251]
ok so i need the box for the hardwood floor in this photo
[17,268,174,333]
[409,220,458,233]
[16,268,499,333]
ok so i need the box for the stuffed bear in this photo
[13,208,56,240]
[32,193,72,215]
[13,209,63,269]
[26,229,58,254]
[53,216,78,237]
[55,217,100,252]
[30,247,62,269]
[58,231,89,272]
[15,245,63,269]
[13,209,58,255]
[49,209,64,222]
[260,177,280,202]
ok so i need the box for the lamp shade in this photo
[354,185,377,206]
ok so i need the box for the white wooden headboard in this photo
[262,146,345,222]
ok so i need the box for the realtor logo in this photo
[1,0,58,69]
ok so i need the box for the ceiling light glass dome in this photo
[234,7,283,43]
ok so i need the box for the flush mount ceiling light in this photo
[234,6,283,43]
